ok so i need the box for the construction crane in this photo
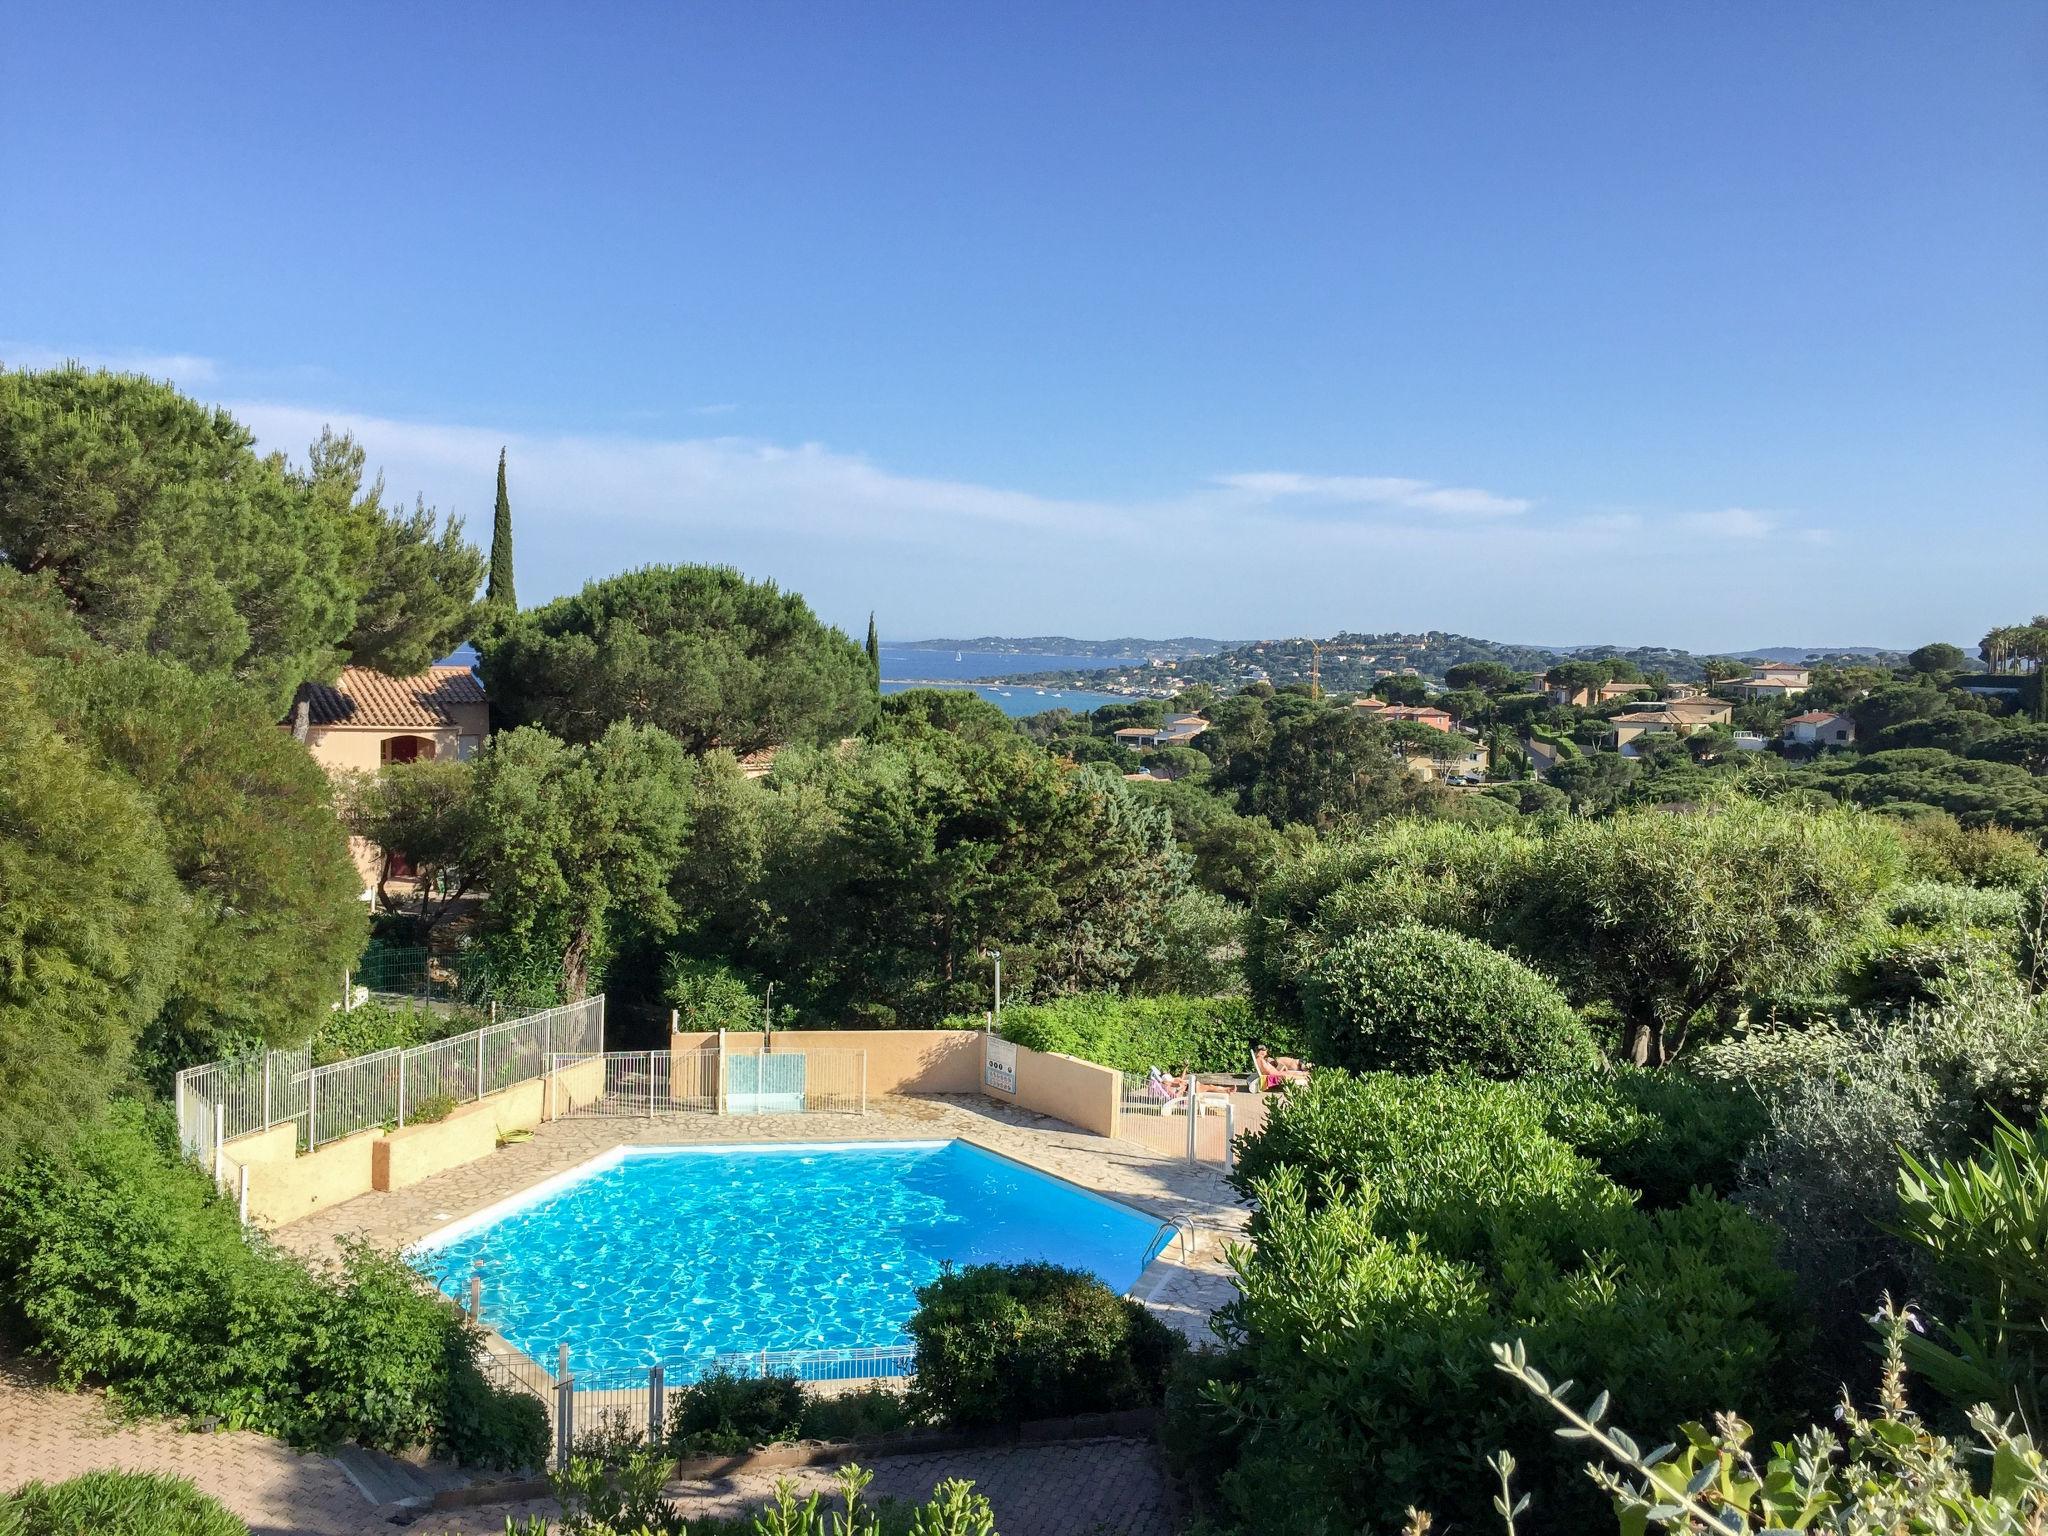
[1308,640,1322,699]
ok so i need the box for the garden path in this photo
[0,1353,1172,1535]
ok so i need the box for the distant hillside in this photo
[973,630,1910,695]
[899,635,1232,660]
[1736,644,1913,666]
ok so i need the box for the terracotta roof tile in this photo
[295,666,486,729]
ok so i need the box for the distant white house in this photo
[1405,739,1490,782]
[1782,710,1855,749]
[1726,664,1811,701]
[1112,713,1209,750]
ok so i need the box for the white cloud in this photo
[0,342,220,385]
[1680,507,1777,539]
[18,339,1922,644]
[228,401,1122,546]
[1215,471,1532,517]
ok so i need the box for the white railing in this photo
[175,996,605,1163]
[1118,1068,1239,1171]
[549,1049,685,1120]
[549,1047,868,1120]
[706,1341,913,1383]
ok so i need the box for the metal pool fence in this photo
[174,996,605,1162]
[478,1337,916,1467]
[548,1047,869,1119]
[1118,1069,1244,1171]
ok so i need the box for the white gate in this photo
[545,1047,864,1118]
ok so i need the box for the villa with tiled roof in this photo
[285,665,490,773]
[284,665,491,896]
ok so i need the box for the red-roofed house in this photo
[286,665,490,773]
[1380,705,1454,732]
[284,666,491,897]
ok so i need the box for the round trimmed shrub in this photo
[1302,924,1596,1079]
[908,1262,1183,1427]
[4,1472,248,1536]
[665,1370,804,1455]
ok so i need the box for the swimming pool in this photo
[411,1140,1170,1387]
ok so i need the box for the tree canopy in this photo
[486,447,515,611]
[295,429,482,677]
[0,648,185,1162]
[0,570,367,1079]
[667,691,1192,1025]
[1,369,481,701]
[467,722,694,1000]
[1519,798,1908,1063]
[480,564,876,753]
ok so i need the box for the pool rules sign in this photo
[985,1036,1017,1093]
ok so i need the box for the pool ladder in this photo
[1149,1215,1199,1263]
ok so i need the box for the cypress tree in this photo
[865,612,881,691]
[486,447,516,610]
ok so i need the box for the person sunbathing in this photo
[1252,1044,1309,1091]
[1145,1065,1190,1100]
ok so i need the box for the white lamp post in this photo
[981,946,1002,1028]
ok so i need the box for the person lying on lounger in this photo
[1251,1044,1309,1091]
[1145,1064,1190,1100]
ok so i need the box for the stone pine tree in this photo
[865,612,881,692]
[486,447,516,610]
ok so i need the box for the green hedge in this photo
[1183,1071,1800,1532]
[948,993,1298,1077]
[1522,1066,1764,1208]
[662,954,765,1032]
[1301,924,1597,1079]
[311,999,471,1066]
[908,1262,1183,1427]
[0,1103,545,1468]
[3,1472,249,1536]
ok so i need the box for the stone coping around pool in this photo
[273,1095,1246,1356]
[423,1132,1195,1393]
[430,1412,1163,1513]
[278,1096,1243,1268]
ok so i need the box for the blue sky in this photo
[5,2,2043,652]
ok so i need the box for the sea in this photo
[880,646,1137,717]
[439,643,1138,719]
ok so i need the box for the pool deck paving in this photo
[4,1095,1237,1534]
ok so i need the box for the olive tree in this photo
[466,723,692,999]
[1519,798,1907,1063]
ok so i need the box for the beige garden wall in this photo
[374,1100,500,1191]
[981,1042,1122,1138]
[229,1127,382,1227]
[672,1028,983,1096]
[220,1056,608,1226]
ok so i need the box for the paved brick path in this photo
[0,1353,1171,1536]
[0,1353,379,1536]
[661,1437,1175,1536]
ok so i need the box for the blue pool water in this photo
[412,1141,1167,1387]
